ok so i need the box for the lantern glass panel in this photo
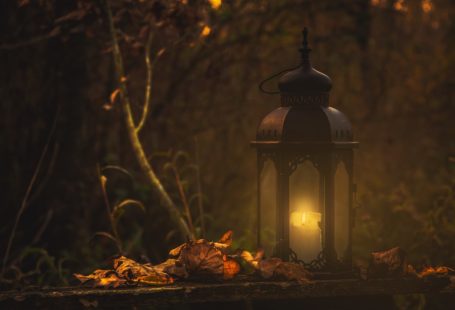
[334,161,349,261]
[259,159,277,256]
[289,161,322,262]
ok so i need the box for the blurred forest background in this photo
[0,0,453,288]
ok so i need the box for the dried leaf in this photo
[180,240,224,278]
[114,256,173,285]
[74,270,126,288]
[368,247,407,278]
[223,258,240,280]
[274,262,311,284]
[218,230,233,246]
[240,249,264,269]
[419,266,454,278]
[169,243,185,257]
[258,258,282,279]
[110,88,120,104]
[155,258,188,279]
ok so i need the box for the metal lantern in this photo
[252,28,358,275]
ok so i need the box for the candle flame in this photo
[291,211,321,229]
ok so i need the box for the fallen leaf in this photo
[179,240,224,279]
[74,270,126,288]
[169,243,185,257]
[223,257,240,280]
[218,230,233,245]
[274,262,311,284]
[155,258,188,279]
[241,249,264,269]
[258,258,282,279]
[114,256,173,285]
[419,266,454,278]
[368,247,407,278]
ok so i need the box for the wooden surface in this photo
[0,276,453,308]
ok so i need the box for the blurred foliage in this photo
[0,0,453,300]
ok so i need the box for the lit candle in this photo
[290,205,322,262]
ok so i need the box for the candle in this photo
[290,207,322,262]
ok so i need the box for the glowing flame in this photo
[291,211,321,230]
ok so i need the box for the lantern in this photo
[252,28,358,275]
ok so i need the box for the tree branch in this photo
[104,0,193,240]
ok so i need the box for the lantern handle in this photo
[258,64,301,95]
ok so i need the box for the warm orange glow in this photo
[419,266,453,277]
[291,211,321,230]
[394,0,408,13]
[422,0,433,13]
[201,25,211,37]
[209,0,222,10]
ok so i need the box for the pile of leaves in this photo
[366,247,454,279]
[74,231,311,288]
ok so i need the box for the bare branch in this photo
[104,0,193,240]
[135,31,154,134]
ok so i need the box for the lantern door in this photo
[257,154,278,257]
[288,155,324,265]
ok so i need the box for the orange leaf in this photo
[74,270,126,288]
[110,88,120,104]
[223,258,240,280]
[419,266,453,277]
[218,230,233,245]
[180,240,224,278]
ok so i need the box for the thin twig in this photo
[1,108,59,276]
[194,137,205,237]
[97,165,122,253]
[135,30,154,134]
[172,167,195,238]
[104,0,193,240]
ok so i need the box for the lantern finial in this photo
[299,27,312,69]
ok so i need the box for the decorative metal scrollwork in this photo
[289,249,327,271]
[288,153,321,174]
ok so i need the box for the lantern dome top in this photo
[255,106,354,144]
[278,28,332,107]
[252,28,358,148]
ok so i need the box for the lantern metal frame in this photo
[252,28,359,275]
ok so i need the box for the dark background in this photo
[0,0,453,300]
